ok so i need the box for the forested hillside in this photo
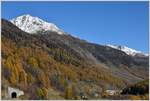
[1,19,149,100]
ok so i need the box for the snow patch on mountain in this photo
[107,44,148,56]
[10,14,64,34]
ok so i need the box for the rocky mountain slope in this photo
[11,14,64,34]
[107,44,147,56]
[1,16,149,99]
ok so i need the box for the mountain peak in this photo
[10,14,64,34]
[106,44,147,56]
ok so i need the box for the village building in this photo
[8,87,24,99]
[105,90,122,96]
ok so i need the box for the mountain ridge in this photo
[10,14,64,34]
[106,44,148,57]
[10,14,147,57]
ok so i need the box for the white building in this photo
[105,90,122,96]
[8,87,24,98]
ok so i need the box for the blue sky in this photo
[2,1,149,53]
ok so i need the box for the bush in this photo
[129,95,141,100]
[28,57,39,67]
[36,87,48,99]
[65,86,73,99]
[19,70,27,86]
[27,73,34,85]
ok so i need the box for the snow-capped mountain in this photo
[10,14,64,34]
[10,14,148,57]
[107,44,148,56]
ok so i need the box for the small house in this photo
[8,87,24,99]
[105,90,122,96]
